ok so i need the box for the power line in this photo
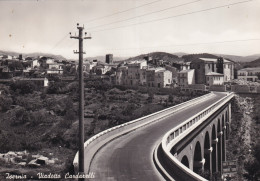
[49,32,70,51]
[86,0,163,23]
[87,38,260,51]
[91,0,255,33]
[88,0,203,30]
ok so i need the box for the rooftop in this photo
[179,69,194,73]
[206,72,224,76]
[238,67,260,72]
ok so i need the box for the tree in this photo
[10,81,36,94]
[47,82,66,94]
[8,61,24,71]
[147,91,154,103]
[168,94,174,103]
[0,96,12,112]
[256,72,260,81]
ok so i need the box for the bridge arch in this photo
[181,155,189,168]
[193,141,203,174]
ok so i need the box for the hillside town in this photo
[1,52,260,93]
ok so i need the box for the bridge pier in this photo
[222,126,227,162]
[212,128,218,174]
[217,131,223,175]
[204,147,212,179]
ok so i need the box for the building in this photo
[205,72,224,86]
[106,54,113,64]
[125,60,147,86]
[92,63,112,75]
[31,60,40,68]
[177,69,195,87]
[46,63,63,76]
[237,67,260,82]
[16,78,49,87]
[190,57,234,84]
[146,67,172,88]
[86,60,98,72]
[115,66,128,85]
[165,65,178,84]
[115,60,172,88]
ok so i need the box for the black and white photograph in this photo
[0,0,259,180]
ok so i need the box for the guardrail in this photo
[73,92,216,173]
[159,92,234,181]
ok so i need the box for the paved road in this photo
[88,92,226,181]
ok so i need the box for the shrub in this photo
[47,82,66,94]
[0,95,13,112]
[147,91,154,103]
[15,95,43,111]
[10,81,36,94]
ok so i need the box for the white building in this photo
[237,67,260,82]
[46,63,63,75]
[31,60,40,68]
[86,61,98,72]
[205,72,224,86]
[177,69,195,87]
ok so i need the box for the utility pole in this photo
[70,23,91,181]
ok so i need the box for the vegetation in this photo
[226,95,260,181]
[0,78,206,178]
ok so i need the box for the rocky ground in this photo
[226,94,260,181]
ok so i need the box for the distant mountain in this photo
[0,50,66,60]
[173,52,188,57]
[125,52,184,64]
[213,54,260,62]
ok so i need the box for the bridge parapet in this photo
[73,92,216,173]
[159,92,234,181]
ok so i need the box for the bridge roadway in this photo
[87,92,227,181]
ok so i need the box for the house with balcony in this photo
[237,67,260,82]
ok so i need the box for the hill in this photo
[86,56,128,62]
[181,53,219,62]
[173,52,188,57]
[243,58,260,68]
[0,50,66,60]
[125,52,184,64]
[213,54,260,63]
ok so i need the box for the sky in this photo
[0,0,259,59]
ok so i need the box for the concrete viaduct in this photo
[73,91,234,181]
